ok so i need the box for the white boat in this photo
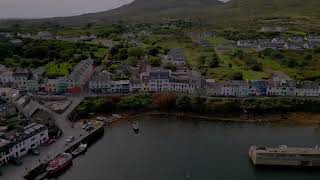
[71,143,87,157]
[132,121,139,132]
[112,114,122,119]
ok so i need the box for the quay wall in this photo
[24,125,104,180]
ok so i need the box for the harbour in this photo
[23,123,104,180]
[54,115,320,180]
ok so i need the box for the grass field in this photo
[45,62,73,78]
[94,48,108,59]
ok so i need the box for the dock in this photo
[249,145,320,167]
[24,124,105,180]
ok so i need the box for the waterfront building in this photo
[221,80,250,97]
[148,70,171,92]
[0,123,48,165]
[266,80,296,96]
[66,59,94,93]
[89,71,112,94]
[294,81,320,97]
[0,138,12,166]
[13,69,33,90]
[110,80,130,93]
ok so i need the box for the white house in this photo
[266,80,296,96]
[89,71,112,94]
[110,80,130,93]
[0,123,48,165]
[0,138,12,166]
[164,48,186,66]
[221,81,250,97]
[295,81,320,97]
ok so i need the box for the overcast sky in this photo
[0,0,134,19]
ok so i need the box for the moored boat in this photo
[132,121,139,133]
[46,153,73,175]
[72,143,88,157]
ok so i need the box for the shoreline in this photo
[108,111,320,126]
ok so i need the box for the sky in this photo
[0,0,134,19]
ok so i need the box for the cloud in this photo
[0,0,133,18]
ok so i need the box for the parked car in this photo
[11,158,23,166]
[29,148,40,156]
[84,125,94,132]
[44,139,57,146]
[66,136,75,143]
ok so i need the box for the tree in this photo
[148,56,161,66]
[164,63,176,71]
[191,96,207,112]
[230,72,244,80]
[124,57,138,66]
[118,48,128,60]
[152,93,177,109]
[147,46,160,56]
[207,55,219,68]
[176,96,191,110]
[128,47,144,58]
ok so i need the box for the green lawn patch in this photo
[45,62,73,78]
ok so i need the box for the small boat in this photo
[46,153,72,175]
[71,143,88,157]
[112,114,122,119]
[132,121,139,133]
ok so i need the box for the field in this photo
[154,33,320,81]
[45,62,73,78]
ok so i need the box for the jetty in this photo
[249,145,320,167]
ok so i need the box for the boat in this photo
[112,114,122,119]
[46,153,73,175]
[249,145,320,168]
[132,121,139,133]
[71,143,88,157]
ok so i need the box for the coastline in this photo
[109,111,320,126]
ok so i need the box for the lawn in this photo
[207,36,230,46]
[45,62,73,78]
[94,48,108,59]
[157,40,208,69]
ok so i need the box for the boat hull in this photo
[46,160,72,177]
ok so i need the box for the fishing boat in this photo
[132,121,139,133]
[46,153,72,175]
[72,143,88,157]
[112,114,122,119]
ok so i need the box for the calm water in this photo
[59,116,320,180]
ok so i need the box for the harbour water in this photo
[58,115,320,180]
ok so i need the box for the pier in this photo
[24,124,105,180]
[249,145,320,168]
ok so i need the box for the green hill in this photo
[2,0,320,30]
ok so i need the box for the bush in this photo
[176,96,191,110]
[229,72,244,80]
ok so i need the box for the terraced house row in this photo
[237,35,320,52]
[1,59,320,97]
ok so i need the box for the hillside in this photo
[2,0,320,30]
[20,0,223,25]
[213,0,320,30]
